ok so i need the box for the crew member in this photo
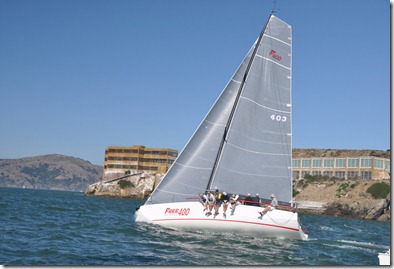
[221,191,230,218]
[259,194,278,216]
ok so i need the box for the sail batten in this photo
[240,96,291,113]
[264,34,291,46]
[255,54,291,70]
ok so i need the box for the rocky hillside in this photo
[294,178,390,221]
[292,148,390,159]
[0,154,103,192]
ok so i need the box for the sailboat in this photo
[135,13,308,240]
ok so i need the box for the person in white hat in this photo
[270,194,278,207]
[259,194,278,216]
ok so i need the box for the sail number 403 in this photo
[271,114,287,122]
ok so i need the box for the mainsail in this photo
[148,15,292,204]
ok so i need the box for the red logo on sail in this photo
[269,50,282,61]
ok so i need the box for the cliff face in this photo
[85,172,163,199]
[294,179,390,221]
[0,154,102,191]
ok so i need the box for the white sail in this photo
[212,15,293,202]
[148,15,292,204]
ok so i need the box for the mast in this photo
[205,13,274,191]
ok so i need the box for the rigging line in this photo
[271,0,279,14]
[266,212,294,226]
[205,14,274,191]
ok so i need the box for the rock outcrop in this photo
[294,179,390,221]
[85,172,163,199]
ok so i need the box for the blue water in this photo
[0,187,390,265]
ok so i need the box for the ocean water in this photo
[0,187,390,266]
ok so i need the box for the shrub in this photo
[366,182,390,199]
[118,180,132,189]
[293,189,300,197]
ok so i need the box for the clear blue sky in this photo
[0,0,390,166]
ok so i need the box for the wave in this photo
[336,239,389,249]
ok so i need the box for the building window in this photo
[335,171,345,179]
[323,171,333,178]
[324,159,334,168]
[374,159,384,169]
[302,160,311,168]
[361,171,372,180]
[360,158,372,168]
[347,171,358,179]
[292,171,300,180]
[312,171,321,176]
[386,161,390,172]
[336,159,346,168]
[293,159,300,168]
[301,171,310,178]
[348,158,359,168]
[312,159,322,168]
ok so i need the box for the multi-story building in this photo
[104,145,178,175]
[292,156,390,181]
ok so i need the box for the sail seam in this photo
[240,96,291,114]
[176,162,212,170]
[229,129,290,145]
[255,54,291,70]
[155,189,198,197]
[264,34,291,46]
[204,120,226,127]
[227,142,291,156]
[217,165,290,178]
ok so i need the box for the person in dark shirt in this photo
[213,189,222,216]
[252,193,261,207]
[243,193,254,206]
[221,191,230,218]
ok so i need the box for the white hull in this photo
[378,249,390,265]
[135,202,308,240]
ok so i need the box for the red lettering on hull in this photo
[164,207,190,216]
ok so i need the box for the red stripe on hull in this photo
[152,218,299,232]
